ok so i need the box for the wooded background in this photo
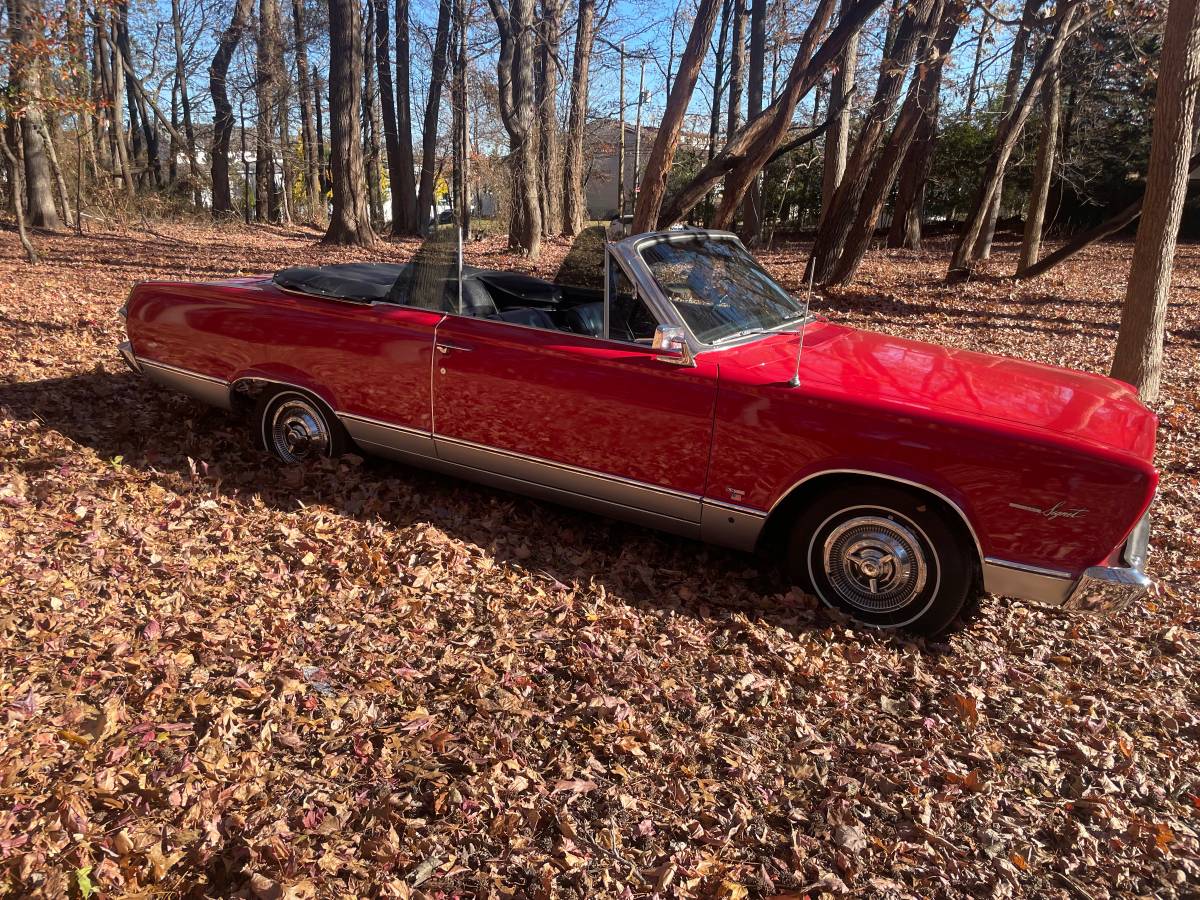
[3,0,1199,399]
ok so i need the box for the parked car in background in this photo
[118,228,1156,634]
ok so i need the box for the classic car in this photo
[117,228,1157,634]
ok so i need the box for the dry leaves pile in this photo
[1,223,1197,898]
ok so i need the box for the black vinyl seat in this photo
[495,307,558,330]
[562,302,604,337]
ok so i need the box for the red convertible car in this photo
[117,228,1156,634]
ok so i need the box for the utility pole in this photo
[617,42,626,220]
[634,56,645,220]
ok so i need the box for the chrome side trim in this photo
[982,557,1074,606]
[700,500,768,552]
[434,434,704,523]
[768,469,985,563]
[338,413,436,460]
[138,358,232,409]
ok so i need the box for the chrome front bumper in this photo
[1060,565,1152,613]
[983,509,1152,615]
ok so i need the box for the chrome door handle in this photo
[436,342,473,354]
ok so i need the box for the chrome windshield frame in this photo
[611,228,810,356]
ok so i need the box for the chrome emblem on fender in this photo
[1009,501,1088,520]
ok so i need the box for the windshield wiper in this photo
[711,314,812,345]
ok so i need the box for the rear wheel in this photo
[787,485,976,635]
[255,389,345,464]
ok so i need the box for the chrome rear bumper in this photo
[117,340,141,373]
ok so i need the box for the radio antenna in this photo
[789,262,816,387]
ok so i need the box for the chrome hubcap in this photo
[822,515,928,613]
[270,399,330,463]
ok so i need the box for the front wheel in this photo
[787,485,977,635]
[255,389,346,464]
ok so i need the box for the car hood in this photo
[725,321,1157,461]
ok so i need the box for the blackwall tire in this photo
[255,389,345,464]
[787,485,976,635]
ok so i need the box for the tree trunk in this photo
[948,1,1083,278]
[293,0,324,224]
[453,0,471,236]
[885,94,937,250]
[1017,66,1061,273]
[98,10,136,197]
[537,0,564,237]
[826,0,962,285]
[561,0,595,235]
[393,0,419,232]
[658,0,879,229]
[10,0,63,229]
[417,0,452,231]
[820,0,860,226]
[963,16,990,118]
[974,0,1039,260]
[488,0,542,257]
[1110,0,1200,401]
[256,0,283,222]
[727,0,747,137]
[740,0,767,240]
[323,0,377,246]
[371,0,401,230]
[631,0,726,234]
[170,0,199,206]
[705,0,734,226]
[210,0,253,214]
[1,123,38,262]
[364,2,385,227]
[808,0,937,281]
[314,66,330,195]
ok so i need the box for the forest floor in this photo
[1,222,1198,898]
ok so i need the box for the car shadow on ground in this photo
[1,370,960,651]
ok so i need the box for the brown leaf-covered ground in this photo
[1,223,1198,899]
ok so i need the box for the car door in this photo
[430,254,718,530]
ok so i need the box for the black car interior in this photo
[273,262,659,344]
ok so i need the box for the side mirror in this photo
[652,325,695,366]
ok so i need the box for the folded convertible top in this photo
[273,262,563,307]
[273,263,410,302]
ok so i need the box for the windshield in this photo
[638,236,808,344]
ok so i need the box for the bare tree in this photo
[256,0,282,222]
[417,0,452,230]
[170,0,199,205]
[211,0,254,215]
[656,0,882,228]
[808,0,937,282]
[364,0,386,226]
[488,0,543,257]
[741,0,766,238]
[825,0,963,285]
[1110,0,1200,401]
[1,124,38,262]
[323,0,377,246]
[9,0,62,229]
[948,0,1085,278]
[562,0,596,235]
[974,0,1041,260]
[293,0,324,224]
[631,0,724,233]
[391,0,420,232]
[1017,66,1061,273]
[538,0,564,236]
[820,0,859,225]
[727,0,747,137]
